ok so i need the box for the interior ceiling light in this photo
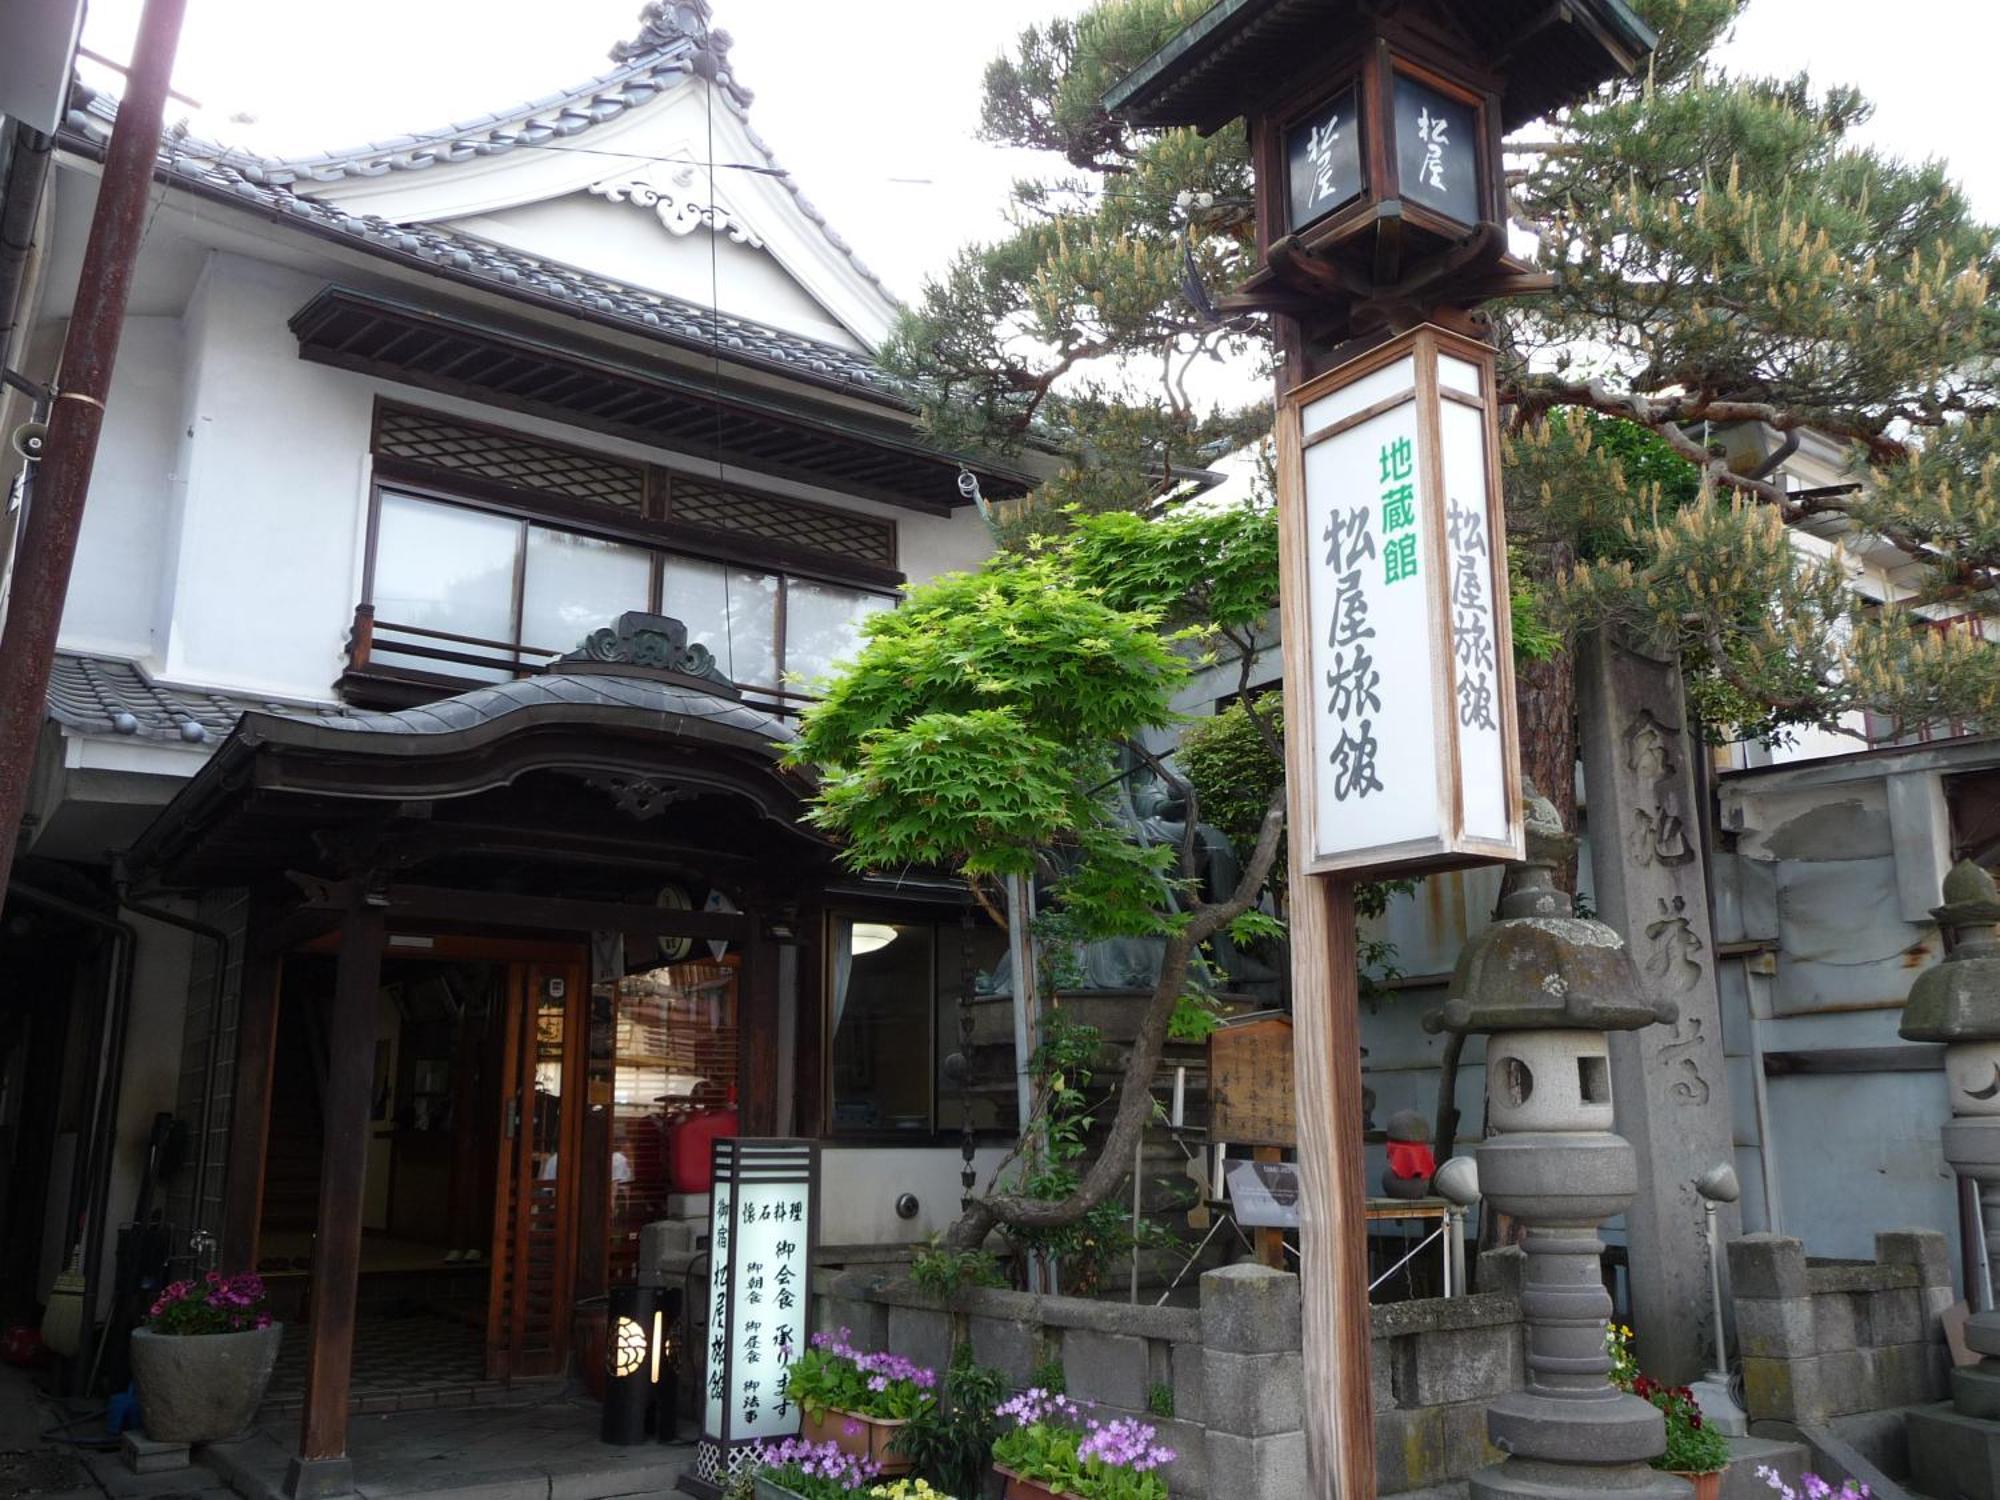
[850,922,900,955]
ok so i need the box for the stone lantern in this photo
[1426,791,1684,1499]
[1901,860,2000,1490]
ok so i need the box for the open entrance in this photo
[253,933,749,1408]
[257,940,597,1406]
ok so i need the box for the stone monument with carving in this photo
[1902,859,2000,1497]
[1577,633,1738,1383]
[1429,791,1687,1499]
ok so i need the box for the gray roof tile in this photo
[47,652,347,744]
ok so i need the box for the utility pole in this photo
[0,0,187,891]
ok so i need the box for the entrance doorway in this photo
[257,940,588,1403]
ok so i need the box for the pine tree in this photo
[826,0,1999,1248]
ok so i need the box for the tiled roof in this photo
[300,671,795,747]
[46,652,347,746]
[59,1,894,393]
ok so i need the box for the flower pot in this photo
[753,1478,808,1500]
[994,1465,1070,1500]
[1669,1471,1724,1500]
[130,1323,283,1444]
[801,1405,912,1475]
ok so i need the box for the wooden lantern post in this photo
[1106,4,1655,1494]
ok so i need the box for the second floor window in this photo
[366,489,892,698]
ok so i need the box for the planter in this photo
[994,1466,1071,1500]
[801,1405,912,1475]
[130,1323,283,1444]
[753,1479,808,1500]
[1668,1471,1724,1500]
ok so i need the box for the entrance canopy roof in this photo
[127,661,827,890]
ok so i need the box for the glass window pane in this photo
[829,918,934,1134]
[662,559,778,688]
[371,493,519,642]
[786,582,890,691]
[608,954,739,1285]
[521,526,652,658]
[935,922,1016,1135]
[728,570,778,688]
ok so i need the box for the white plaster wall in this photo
[56,243,989,705]
[153,253,375,699]
[818,1145,1010,1246]
[57,316,182,661]
[450,193,861,351]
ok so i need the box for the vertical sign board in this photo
[1280,324,1523,875]
[693,1139,819,1490]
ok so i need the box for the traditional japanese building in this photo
[0,5,1039,1481]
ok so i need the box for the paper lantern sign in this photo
[1392,74,1479,228]
[1278,324,1522,876]
[694,1138,819,1489]
[1284,83,1363,232]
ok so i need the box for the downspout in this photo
[0,122,55,364]
[116,883,229,1259]
[6,880,134,1391]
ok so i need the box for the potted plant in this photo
[745,1436,874,1500]
[786,1330,938,1477]
[1636,1376,1731,1499]
[990,1390,1174,1500]
[128,1272,281,1444]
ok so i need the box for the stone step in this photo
[1722,1435,1810,1500]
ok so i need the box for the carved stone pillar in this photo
[1577,632,1739,1384]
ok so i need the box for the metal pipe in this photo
[1962,1173,1993,1313]
[7,881,136,1392]
[1705,1200,1729,1375]
[0,0,188,894]
[119,894,230,1257]
[1446,1205,1467,1299]
[0,123,54,362]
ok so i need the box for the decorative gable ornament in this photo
[588,164,765,247]
[554,611,739,696]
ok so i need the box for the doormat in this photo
[0,1447,89,1496]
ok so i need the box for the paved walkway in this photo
[0,1368,690,1500]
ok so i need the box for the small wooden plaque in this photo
[1209,1015,1297,1147]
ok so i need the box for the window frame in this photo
[817,907,1014,1146]
[359,477,901,697]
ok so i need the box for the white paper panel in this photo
[703,1179,734,1437]
[1438,355,1483,397]
[1300,357,1415,436]
[1439,398,1509,843]
[723,1180,812,1440]
[1303,398,1441,860]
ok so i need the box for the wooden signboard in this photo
[1208,1015,1296,1148]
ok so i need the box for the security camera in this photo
[9,421,47,461]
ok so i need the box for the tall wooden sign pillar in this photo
[1107,5,1656,1493]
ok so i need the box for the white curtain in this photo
[831,918,855,1033]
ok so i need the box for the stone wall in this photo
[1728,1229,1954,1430]
[814,1249,1525,1499]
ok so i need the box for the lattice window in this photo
[670,476,896,568]
[375,405,645,511]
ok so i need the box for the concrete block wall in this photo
[815,1249,1526,1498]
[1728,1229,1953,1430]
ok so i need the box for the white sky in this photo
[72,0,2000,307]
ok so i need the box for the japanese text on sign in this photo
[1285,85,1361,230]
[1300,365,1439,861]
[725,1182,811,1438]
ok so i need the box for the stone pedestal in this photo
[1577,633,1738,1384]
[1431,791,1687,1499]
[1899,862,2000,1500]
